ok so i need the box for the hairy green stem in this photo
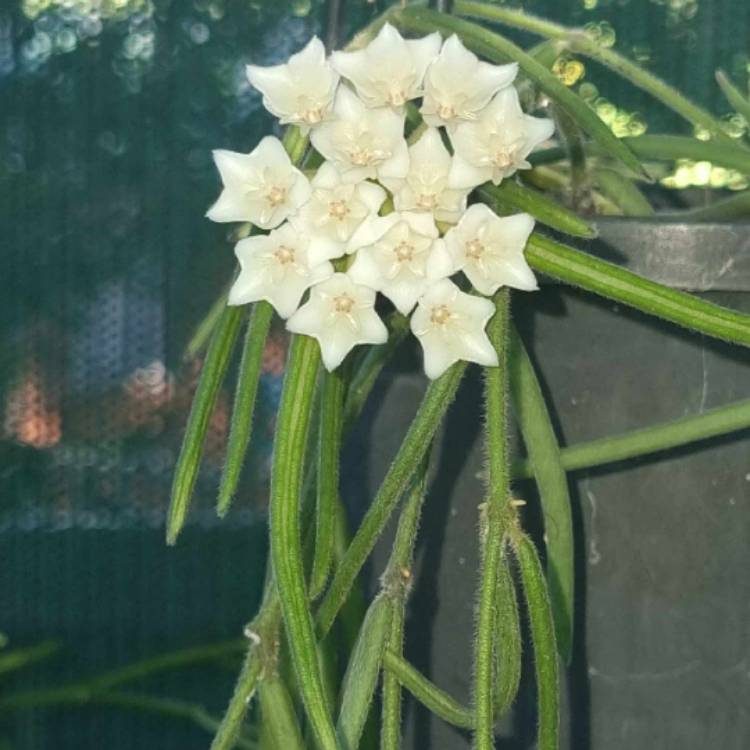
[509,327,573,662]
[316,362,466,638]
[311,368,346,599]
[382,652,475,731]
[493,552,522,717]
[716,70,750,127]
[258,676,305,750]
[268,334,337,750]
[480,181,597,239]
[380,461,430,750]
[474,289,512,750]
[0,641,59,677]
[514,533,560,750]
[513,396,750,478]
[167,305,244,544]
[525,232,750,347]
[218,301,275,516]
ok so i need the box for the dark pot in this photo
[342,219,750,750]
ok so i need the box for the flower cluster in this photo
[207,25,553,379]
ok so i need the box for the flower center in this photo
[394,241,415,262]
[387,89,407,107]
[302,107,323,125]
[333,293,355,314]
[328,199,350,220]
[465,238,485,260]
[437,103,457,120]
[416,192,437,210]
[273,245,296,265]
[266,185,287,208]
[430,304,453,326]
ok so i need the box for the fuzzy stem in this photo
[311,367,346,599]
[316,363,466,638]
[474,289,513,750]
[380,460,430,750]
[268,334,337,750]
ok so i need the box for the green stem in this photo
[455,0,737,147]
[525,232,750,347]
[474,289,513,750]
[183,285,231,361]
[218,301,274,517]
[258,676,305,750]
[665,191,750,222]
[493,551,522,717]
[311,367,346,599]
[0,639,246,711]
[513,533,560,750]
[380,460,430,750]
[167,306,244,544]
[594,169,654,216]
[268,334,337,750]
[382,652,475,731]
[211,324,408,747]
[716,70,750,127]
[479,181,597,239]
[508,327,573,662]
[513,396,750,478]
[0,641,60,677]
[316,362,466,638]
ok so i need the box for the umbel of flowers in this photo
[207,25,553,379]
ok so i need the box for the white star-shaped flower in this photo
[448,87,555,189]
[381,127,469,224]
[246,37,339,130]
[310,86,409,183]
[410,278,498,380]
[286,273,388,371]
[206,136,312,229]
[289,162,391,266]
[444,204,537,295]
[421,34,518,129]
[330,23,441,109]
[348,212,453,315]
[228,223,333,318]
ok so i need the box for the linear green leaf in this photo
[480,181,597,238]
[167,305,243,545]
[525,232,750,347]
[509,328,573,662]
[184,286,230,361]
[316,362,466,637]
[531,135,750,175]
[269,334,337,750]
[393,6,646,179]
[310,367,346,599]
[494,550,522,716]
[0,641,60,677]
[217,301,274,517]
[382,651,475,730]
[456,0,736,147]
[336,595,392,750]
[475,289,512,750]
[716,70,750,126]
[667,191,750,222]
[258,676,305,750]
[514,533,560,750]
[513,396,750,479]
[593,169,654,216]
[380,460,430,750]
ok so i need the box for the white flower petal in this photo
[410,278,498,379]
[357,180,387,214]
[286,273,387,371]
[448,152,492,189]
[346,213,399,254]
[246,37,338,128]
